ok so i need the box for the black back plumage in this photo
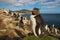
[34,14,47,37]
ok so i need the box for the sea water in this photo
[21,14,60,29]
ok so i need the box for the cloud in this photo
[18,0,38,5]
[38,0,60,8]
[0,0,38,7]
[0,0,16,5]
[0,0,60,8]
[0,0,23,7]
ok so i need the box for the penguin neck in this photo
[31,15,36,18]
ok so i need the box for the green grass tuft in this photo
[22,35,58,40]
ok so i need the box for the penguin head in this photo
[32,8,40,15]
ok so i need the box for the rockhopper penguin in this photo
[30,8,47,37]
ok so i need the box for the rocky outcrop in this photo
[0,8,32,38]
[0,8,8,14]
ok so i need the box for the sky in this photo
[0,0,60,14]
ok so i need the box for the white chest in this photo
[30,15,36,27]
[30,15,41,37]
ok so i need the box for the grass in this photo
[22,35,58,40]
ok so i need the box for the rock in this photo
[0,8,32,38]
[0,8,8,14]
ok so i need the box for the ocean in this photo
[41,14,60,29]
[21,14,60,29]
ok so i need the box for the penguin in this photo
[45,25,48,30]
[45,25,50,33]
[30,8,46,37]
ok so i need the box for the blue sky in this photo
[0,0,60,14]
